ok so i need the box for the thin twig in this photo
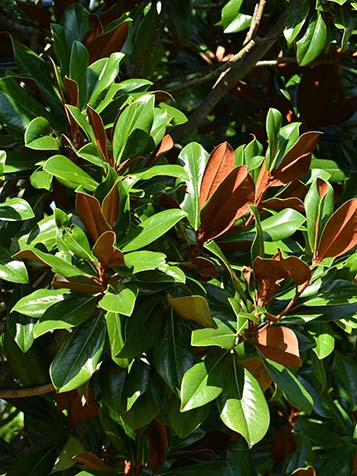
[171,0,299,142]
[0,383,55,399]
[244,0,267,46]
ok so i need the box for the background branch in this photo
[0,383,55,399]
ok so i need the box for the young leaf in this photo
[25,117,60,150]
[98,286,137,317]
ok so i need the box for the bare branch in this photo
[244,0,267,46]
[0,383,55,399]
[171,1,297,142]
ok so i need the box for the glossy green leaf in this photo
[266,108,282,166]
[191,326,236,350]
[33,293,96,337]
[250,205,264,262]
[87,53,125,108]
[168,398,210,438]
[117,297,164,359]
[283,0,310,45]
[43,155,99,192]
[52,436,85,473]
[10,313,36,353]
[309,322,335,359]
[0,246,28,284]
[121,384,161,430]
[50,315,105,392]
[60,224,94,261]
[221,0,252,33]
[120,209,187,252]
[217,355,269,447]
[98,286,138,317]
[12,289,71,318]
[113,94,155,163]
[297,14,328,66]
[69,41,88,108]
[0,198,34,221]
[152,313,194,393]
[219,209,305,243]
[178,142,209,230]
[129,164,188,183]
[104,312,127,365]
[180,350,227,411]
[24,117,60,150]
[262,357,313,413]
[124,250,166,274]
[30,169,53,190]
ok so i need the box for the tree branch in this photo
[0,383,55,399]
[244,0,267,46]
[171,2,296,142]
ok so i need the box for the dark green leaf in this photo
[69,41,89,109]
[333,352,357,410]
[168,398,210,439]
[283,0,309,45]
[50,315,106,392]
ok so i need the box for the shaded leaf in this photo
[167,294,214,328]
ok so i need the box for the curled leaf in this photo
[101,183,120,228]
[76,192,110,242]
[257,326,302,367]
[87,106,108,161]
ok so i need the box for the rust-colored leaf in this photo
[253,257,289,306]
[353,449,357,476]
[200,142,236,208]
[93,230,116,266]
[76,451,114,472]
[280,181,308,201]
[87,106,108,161]
[151,134,174,163]
[52,274,103,295]
[257,326,302,367]
[315,198,357,262]
[107,249,125,268]
[101,183,120,227]
[254,159,270,204]
[13,249,47,266]
[87,21,129,63]
[262,197,305,213]
[64,76,78,107]
[199,166,255,243]
[241,357,272,391]
[271,132,321,184]
[280,256,311,285]
[317,177,329,199]
[76,192,110,242]
[145,419,168,472]
[191,257,218,278]
[271,428,297,464]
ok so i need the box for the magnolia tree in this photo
[0,1,356,475]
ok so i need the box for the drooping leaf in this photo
[50,315,106,392]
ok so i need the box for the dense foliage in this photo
[0,1,356,475]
